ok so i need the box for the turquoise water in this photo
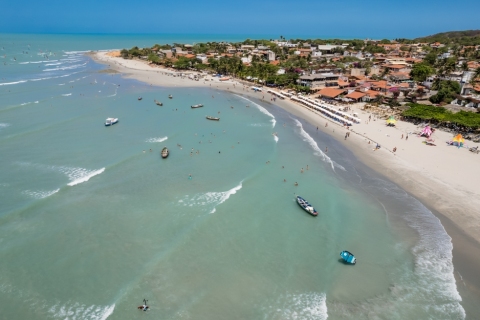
[0,34,467,319]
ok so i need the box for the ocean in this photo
[0,33,468,319]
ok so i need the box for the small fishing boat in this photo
[105,118,118,126]
[161,147,169,158]
[154,100,163,106]
[206,116,220,121]
[340,251,356,264]
[168,95,173,99]
[191,104,203,108]
[138,97,142,101]
[296,196,318,216]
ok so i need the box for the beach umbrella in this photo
[453,134,464,148]
[386,116,396,125]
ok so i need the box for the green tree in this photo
[424,52,437,66]
[410,63,435,82]
[429,80,461,104]
[147,53,160,64]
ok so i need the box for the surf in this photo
[234,94,276,128]
[293,119,345,172]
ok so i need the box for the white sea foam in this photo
[326,179,466,319]
[107,87,118,97]
[19,60,56,64]
[16,162,105,187]
[4,71,83,87]
[48,302,115,320]
[44,62,63,66]
[179,181,243,213]
[146,136,168,143]
[273,135,279,143]
[62,93,72,97]
[66,167,105,186]
[34,101,39,104]
[22,188,59,199]
[0,123,11,129]
[294,119,345,171]
[235,94,276,128]
[0,80,27,86]
[43,62,87,72]
[262,292,328,320]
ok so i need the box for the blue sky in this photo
[1,0,479,39]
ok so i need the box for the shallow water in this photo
[0,34,468,319]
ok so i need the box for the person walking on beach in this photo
[401,134,404,139]
[406,134,409,141]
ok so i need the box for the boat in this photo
[154,100,163,106]
[105,118,118,126]
[138,97,142,101]
[206,116,220,121]
[296,196,318,216]
[161,147,169,158]
[168,95,173,99]
[340,251,356,264]
[191,104,204,108]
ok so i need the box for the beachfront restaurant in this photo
[298,73,340,91]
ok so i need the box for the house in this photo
[384,64,411,73]
[298,73,340,90]
[267,51,276,61]
[317,44,346,54]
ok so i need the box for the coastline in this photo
[91,51,480,307]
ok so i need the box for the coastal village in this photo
[116,33,480,138]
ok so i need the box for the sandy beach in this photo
[92,51,480,296]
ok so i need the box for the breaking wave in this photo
[178,181,243,213]
[261,292,328,320]
[146,136,168,143]
[16,162,105,187]
[62,93,72,97]
[22,188,60,199]
[48,302,115,320]
[294,119,345,171]
[0,123,11,129]
[235,95,276,128]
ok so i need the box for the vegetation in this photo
[415,30,480,46]
[410,62,435,82]
[429,80,461,104]
[402,103,480,128]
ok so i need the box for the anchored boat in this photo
[161,147,169,158]
[340,251,356,264]
[296,196,318,216]
[154,100,163,106]
[168,95,173,99]
[206,116,220,121]
[191,104,204,108]
[138,97,142,101]
[105,118,118,126]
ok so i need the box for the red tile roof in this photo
[345,91,366,100]
[319,88,345,98]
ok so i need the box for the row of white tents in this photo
[290,95,363,126]
[266,89,287,99]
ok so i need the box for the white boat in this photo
[105,118,118,126]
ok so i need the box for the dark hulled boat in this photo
[206,116,220,121]
[161,147,169,158]
[296,195,318,216]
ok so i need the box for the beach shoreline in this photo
[90,51,480,309]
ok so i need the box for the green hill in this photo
[415,30,480,45]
